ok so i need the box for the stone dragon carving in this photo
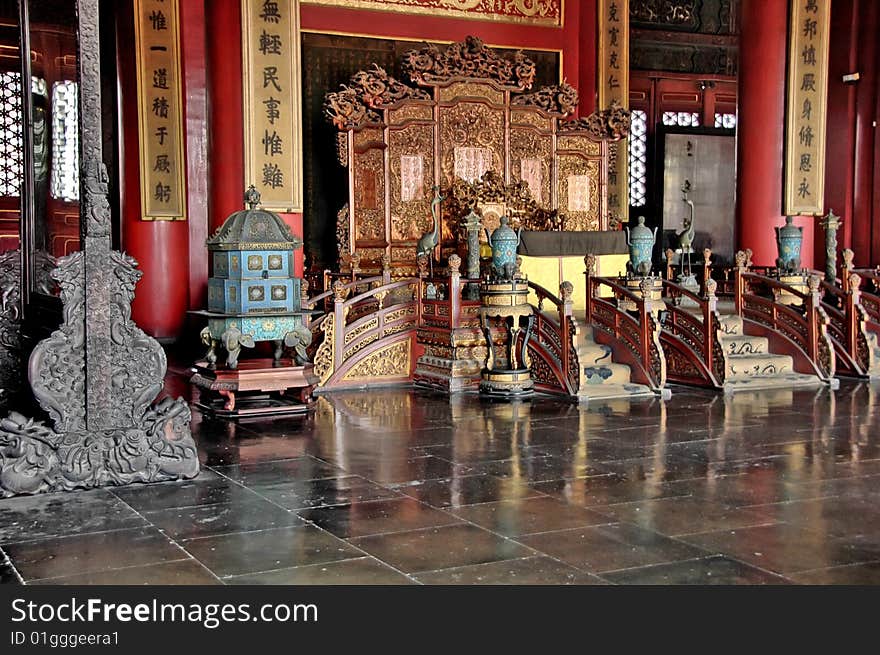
[0,250,22,409]
[0,246,199,497]
[0,0,198,497]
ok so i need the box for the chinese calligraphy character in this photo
[262,129,283,156]
[153,154,171,173]
[801,98,812,120]
[805,0,819,14]
[797,178,811,198]
[263,96,280,124]
[263,66,281,92]
[802,44,816,66]
[609,27,619,48]
[801,73,816,92]
[259,30,282,56]
[610,51,619,70]
[149,10,167,31]
[799,153,812,172]
[153,68,168,90]
[608,74,620,90]
[803,18,817,39]
[609,1,619,21]
[152,96,169,118]
[798,125,814,147]
[260,0,281,23]
[262,163,284,189]
[155,126,168,146]
[154,182,171,203]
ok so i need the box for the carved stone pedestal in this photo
[621,276,665,313]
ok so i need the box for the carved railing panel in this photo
[584,275,666,392]
[733,267,836,381]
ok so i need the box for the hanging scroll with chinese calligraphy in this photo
[784,0,830,215]
[242,0,303,212]
[599,0,628,226]
[134,0,186,220]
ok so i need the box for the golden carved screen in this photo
[325,37,630,275]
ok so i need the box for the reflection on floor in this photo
[2,376,880,585]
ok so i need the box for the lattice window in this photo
[714,112,737,129]
[628,109,647,207]
[50,80,79,201]
[0,72,23,197]
[662,111,700,127]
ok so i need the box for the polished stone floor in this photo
[2,376,880,585]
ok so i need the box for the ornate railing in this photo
[659,278,725,388]
[527,279,580,395]
[842,249,880,330]
[310,277,420,388]
[733,262,835,381]
[584,261,666,392]
[811,275,874,377]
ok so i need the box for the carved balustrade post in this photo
[638,277,652,383]
[806,274,822,363]
[331,280,348,377]
[702,248,712,294]
[734,250,748,316]
[584,254,597,324]
[559,281,574,383]
[841,248,855,293]
[846,272,861,364]
[705,278,718,367]
[665,248,675,281]
[448,254,462,329]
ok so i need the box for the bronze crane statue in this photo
[677,179,696,278]
[417,185,444,276]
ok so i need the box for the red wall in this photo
[121,0,599,340]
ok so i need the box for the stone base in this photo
[774,274,808,306]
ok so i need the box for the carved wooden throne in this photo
[0,0,199,497]
[324,36,630,277]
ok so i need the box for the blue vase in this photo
[625,216,657,276]
[775,216,803,272]
[485,216,522,279]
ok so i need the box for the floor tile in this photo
[595,496,779,536]
[532,474,694,507]
[142,498,303,540]
[110,474,259,512]
[224,557,413,585]
[414,556,607,585]
[448,496,614,536]
[210,456,347,488]
[395,474,546,508]
[680,523,880,575]
[29,560,220,585]
[183,525,363,577]
[0,489,147,544]
[791,561,880,585]
[299,497,459,538]
[519,523,711,573]
[4,527,185,581]
[256,476,402,510]
[601,555,791,585]
[350,523,532,574]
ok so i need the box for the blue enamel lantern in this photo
[775,216,803,272]
[625,216,657,276]
[485,216,522,279]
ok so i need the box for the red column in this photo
[736,0,814,268]
[206,0,244,232]
[118,1,189,341]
